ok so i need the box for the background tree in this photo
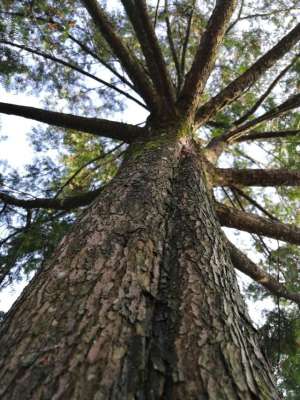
[0,0,299,398]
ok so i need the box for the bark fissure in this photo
[0,136,279,399]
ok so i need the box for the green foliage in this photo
[259,308,300,399]
[0,0,299,395]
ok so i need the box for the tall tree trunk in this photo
[0,133,279,399]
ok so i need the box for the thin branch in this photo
[225,0,244,34]
[205,93,300,161]
[227,239,300,305]
[216,203,300,245]
[121,0,175,112]
[80,0,158,111]
[231,186,278,221]
[164,0,182,90]
[180,0,196,83]
[228,189,277,256]
[1,10,137,92]
[154,0,160,28]
[228,93,300,143]
[234,129,300,142]
[214,168,300,187]
[196,23,300,126]
[67,34,136,90]
[0,39,146,108]
[236,8,300,22]
[54,143,124,198]
[234,56,298,126]
[0,102,145,143]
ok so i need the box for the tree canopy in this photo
[0,0,299,397]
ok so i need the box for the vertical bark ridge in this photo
[0,136,279,399]
[0,135,182,400]
[144,143,279,399]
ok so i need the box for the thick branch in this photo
[0,102,144,143]
[216,203,300,245]
[214,168,300,187]
[0,189,101,211]
[179,0,237,114]
[81,0,158,111]
[235,129,300,142]
[121,0,175,111]
[196,23,300,126]
[227,239,300,305]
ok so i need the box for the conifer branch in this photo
[205,93,300,161]
[196,23,300,126]
[214,168,300,187]
[67,34,136,91]
[54,143,125,199]
[227,239,300,305]
[1,39,146,109]
[216,203,300,245]
[80,0,158,111]
[234,56,298,126]
[179,0,237,114]
[121,0,175,111]
[0,102,144,143]
[1,10,137,93]
[227,93,300,143]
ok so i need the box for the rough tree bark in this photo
[0,129,279,399]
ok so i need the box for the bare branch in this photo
[216,203,300,245]
[214,168,300,187]
[234,56,298,126]
[121,0,175,112]
[179,0,237,115]
[0,102,145,143]
[0,39,146,108]
[80,0,158,111]
[227,239,300,305]
[196,23,300,126]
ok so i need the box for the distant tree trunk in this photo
[0,131,279,399]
